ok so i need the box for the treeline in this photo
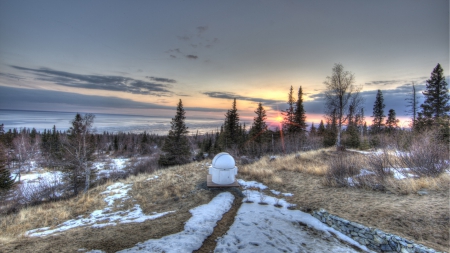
[1,63,449,194]
[160,63,449,166]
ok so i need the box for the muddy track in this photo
[194,189,243,253]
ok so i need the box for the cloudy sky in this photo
[0,0,448,125]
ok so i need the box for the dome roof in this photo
[212,152,235,169]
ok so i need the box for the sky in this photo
[0,0,448,127]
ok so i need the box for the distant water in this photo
[0,110,224,135]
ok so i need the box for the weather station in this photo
[207,152,240,188]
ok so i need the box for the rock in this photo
[417,190,428,196]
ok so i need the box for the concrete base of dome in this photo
[206,175,239,188]
[209,166,237,184]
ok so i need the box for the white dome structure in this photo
[209,152,238,185]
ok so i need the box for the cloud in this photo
[197,26,208,35]
[10,66,173,96]
[0,72,26,80]
[177,35,191,41]
[203,91,283,106]
[0,86,224,113]
[186,55,198,59]
[146,76,177,83]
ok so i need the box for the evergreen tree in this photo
[282,86,295,134]
[343,105,360,148]
[249,103,269,156]
[309,123,317,136]
[372,89,385,133]
[220,98,241,149]
[418,63,450,127]
[292,86,307,132]
[385,109,399,133]
[62,113,96,194]
[0,151,15,192]
[323,109,338,147]
[158,99,191,166]
[317,120,325,136]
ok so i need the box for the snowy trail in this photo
[117,192,235,253]
[215,190,370,253]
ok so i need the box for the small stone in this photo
[417,190,428,196]
[380,244,392,251]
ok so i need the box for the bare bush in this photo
[324,154,361,186]
[397,132,449,177]
[365,149,396,180]
[128,158,159,176]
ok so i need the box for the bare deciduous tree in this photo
[324,63,362,149]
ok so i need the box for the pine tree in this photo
[292,86,307,132]
[309,123,317,136]
[0,152,15,192]
[418,63,450,127]
[317,120,325,136]
[323,109,338,147]
[249,103,269,156]
[372,89,385,133]
[385,109,399,133]
[344,105,360,148]
[220,98,240,149]
[282,86,295,134]
[63,113,96,194]
[158,99,191,166]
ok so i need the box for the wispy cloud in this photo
[186,55,198,60]
[146,76,177,83]
[11,66,173,96]
[0,86,224,113]
[203,91,283,106]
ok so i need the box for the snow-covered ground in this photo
[86,180,370,253]
[94,157,129,178]
[215,189,370,253]
[117,192,235,253]
[26,182,175,237]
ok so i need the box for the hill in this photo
[1,149,448,252]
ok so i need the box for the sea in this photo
[0,109,225,135]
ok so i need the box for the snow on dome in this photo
[212,152,235,169]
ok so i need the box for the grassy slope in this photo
[0,149,448,252]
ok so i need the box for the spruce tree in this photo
[309,123,317,136]
[292,86,307,132]
[418,63,450,127]
[63,113,96,194]
[0,153,15,192]
[220,98,240,149]
[158,99,191,166]
[385,109,399,133]
[282,86,295,134]
[249,103,268,156]
[372,89,385,133]
[317,120,325,136]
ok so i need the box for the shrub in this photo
[397,131,449,177]
[324,154,361,186]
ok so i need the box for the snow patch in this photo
[215,190,370,253]
[238,179,267,190]
[118,192,235,253]
[25,182,174,237]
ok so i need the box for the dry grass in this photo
[384,173,450,195]
[1,150,449,252]
[0,183,110,242]
[238,149,331,185]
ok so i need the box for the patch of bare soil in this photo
[270,170,449,252]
